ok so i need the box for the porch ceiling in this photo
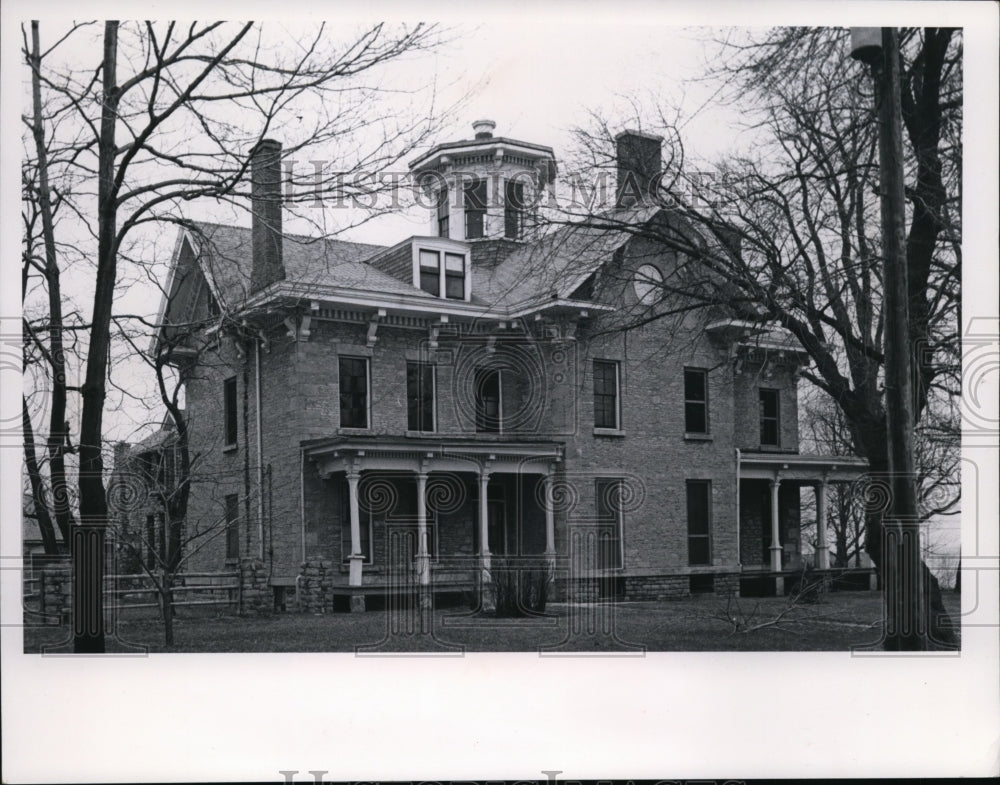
[739,452,869,483]
[303,434,564,477]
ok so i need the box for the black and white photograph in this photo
[2,0,997,781]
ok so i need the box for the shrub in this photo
[491,557,549,617]
[789,564,826,604]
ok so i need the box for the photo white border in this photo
[2,1,997,782]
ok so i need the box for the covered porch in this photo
[301,436,563,610]
[738,451,871,595]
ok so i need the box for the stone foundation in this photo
[40,568,72,623]
[561,572,743,602]
[238,559,271,616]
[297,560,337,613]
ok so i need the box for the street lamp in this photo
[850,27,927,650]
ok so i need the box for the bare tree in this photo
[533,27,960,648]
[22,19,454,651]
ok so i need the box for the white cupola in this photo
[408,120,557,242]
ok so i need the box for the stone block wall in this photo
[238,559,271,615]
[297,561,336,613]
[623,574,690,599]
[40,568,72,622]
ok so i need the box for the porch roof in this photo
[302,434,564,477]
[738,451,869,483]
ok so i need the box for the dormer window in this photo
[416,243,470,301]
[444,253,465,299]
[419,249,442,296]
[464,178,487,240]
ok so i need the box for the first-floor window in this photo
[759,388,780,446]
[595,478,624,569]
[407,362,435,432]
[687,480,711,566]
[225,494,240,562]
[339,356,369,428]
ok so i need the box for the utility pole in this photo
[851,27,926,650]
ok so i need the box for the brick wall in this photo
[180,223,806,598]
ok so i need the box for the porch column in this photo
[815,479,830,569]
[415,471,430,595]
[478,471,491,571]
[347,471,363,587]
[769,478,782,572]
[543,471,556,569]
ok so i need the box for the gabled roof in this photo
[472,205,660,309]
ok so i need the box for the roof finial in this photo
[472,119,496,140]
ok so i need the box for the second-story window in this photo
[684,368,709,434]
[339,356,369,429]
[504,180,525,239]
[759,388,780,446]
[593,360,620,430]
[223,376,238,448]
[475,367,501,433]
[464,178,487,239]
[407,362,435,432]
[436,187,449,238]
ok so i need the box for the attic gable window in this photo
[207,287,220,317]
[416,245,469,301]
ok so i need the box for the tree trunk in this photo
[23,397,60,554]
[862,446,956,648]
[74,20,119,654]
[28,21,74,547]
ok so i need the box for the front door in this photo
[487,499,507,555]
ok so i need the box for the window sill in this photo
[222,443,238,454]
[684,433,713,442]
[593,428,626,438]
[337,427,371,436]
[405,429,438,438]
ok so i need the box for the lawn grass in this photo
[21,590,961,654]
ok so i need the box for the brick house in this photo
[155,121,868,611]
[108,412,183,575]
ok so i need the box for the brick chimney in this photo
[250,138,284,293]
[615,130,662,209]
